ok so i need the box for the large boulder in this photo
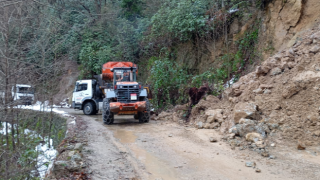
[233,102,259,124]
[205,109,224,123]
[245,132,263,142]
[279,0,303,30]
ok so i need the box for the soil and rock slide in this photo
[155,23,320,178]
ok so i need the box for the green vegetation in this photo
[147,55,191,110]
[1,0,266,109]
[0,110,67,179]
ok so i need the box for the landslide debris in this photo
[156,23,320,154]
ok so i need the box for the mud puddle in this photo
[113,129,137,144]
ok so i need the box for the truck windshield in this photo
[114,69,136,83]
[17,87,34,94]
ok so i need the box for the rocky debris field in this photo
[156,23,320,162]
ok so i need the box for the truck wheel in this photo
[139,99,150,123]
[134,114,139,119]
[83,101,95,115]
[103,98,114,125]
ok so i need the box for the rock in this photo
[68,160,81,171]
[256,140,266,148]
[74,143,83,151]
[297,143,306,150]
[68,151,76,157]
[289,48,295,55]
[71,153,82,162]
[66,145,74,150]
[253,88,263,94]
[261,152,269,157]
[279,0,303,30]
[197,121,203,129]
[263,89,271,94]
[210,122,220,129]
[205,109,224,123]
[255,168,261,173]
[245,133,262,142]
[209,137,218,143]
[282,84,300,99]
[293,71,320,83]
[233,102,259,124]
[259,84,273,89]
[270,143,276,147]
[245,161,256,168]
[53,161,69,172]
[233,89,242,96]
[313,131,320,136]
[204,123,211,129]
[228,133,236,139]
[268,123,279,130]
[239,118,256,125]
[310,45,320,53]
[270,67,282,76]
[269,155,276,159]
[168,134,173,137]
[229,124,242,135]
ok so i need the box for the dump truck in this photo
[72,62,151,124]
[1,84,35,105]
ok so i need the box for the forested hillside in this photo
[4,0,269,111]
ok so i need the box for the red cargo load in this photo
[102,62,138,81]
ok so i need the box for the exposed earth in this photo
[53,108,320,180]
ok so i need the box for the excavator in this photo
[72,62,152,124]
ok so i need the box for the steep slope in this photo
[157,22,320,153]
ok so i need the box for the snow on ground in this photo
[36,138,57,178]
[1,100,76,178]
[14,101,69,115]
[224,75,235,88]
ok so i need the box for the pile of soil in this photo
[157,23,320,151]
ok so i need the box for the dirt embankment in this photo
[157,23,320,158]
[53,60,79,105]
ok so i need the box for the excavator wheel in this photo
[139,98,150,123]
[103,98,114,125]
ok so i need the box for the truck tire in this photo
[83,101,96,115]
[139,99,150,123]
[103,98,114,125]
[134,114,139,119]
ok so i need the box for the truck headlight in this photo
[134,85,137,88]
[120,86,123,89]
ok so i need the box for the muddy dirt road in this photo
[62,108,320,180]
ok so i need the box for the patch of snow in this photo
[69,120,76,125]
[6,100,76,178]
[224,76,236,88]
[228,8,239,13]
[14,101,70,116]
[36,138,57,178]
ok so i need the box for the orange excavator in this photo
[72,62,152,124]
